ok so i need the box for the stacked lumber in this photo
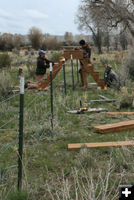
[94,120,134,133]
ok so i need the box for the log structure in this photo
[64,49,106,89]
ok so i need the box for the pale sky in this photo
[0,0,82,35]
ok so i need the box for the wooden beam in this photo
[68,141,134,150]
[64,49,83,60]
[90,99,116,103]
[107,112,134,116]
[94,120,134,133]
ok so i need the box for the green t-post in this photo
[63,63,66,95]
[18,76,24,190]
[76,59,79,83]
[50,63,53,130]
[71,54,74,90]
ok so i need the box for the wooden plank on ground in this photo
[107,112,134,116]
[90,99,116,103]
[94,120,134,133]
[68,141,134,150]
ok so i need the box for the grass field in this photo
[1,50,134,200]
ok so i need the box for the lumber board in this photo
[90,99,116,103]
[107,112,134,116]
[40,63,62,89]
[64,49,83,59]
[94,120,134,133]
[68,141,134,150]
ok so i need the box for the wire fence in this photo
[0,61,73,197]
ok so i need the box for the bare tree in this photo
[64,32,73,41]
[28,26,43,50]
[83,0,134,38]
[13,34,25,49]
[119,31,128,50]
[76,3,104,53]
[42,35,61,50]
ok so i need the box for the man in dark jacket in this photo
[79,39,92,89]
[25,50,53,89]
[104,65,118,87]
[35,50,52,81]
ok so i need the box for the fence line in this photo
[0,138,18,154]
[0,92,20,104]
[0,70,67,193]
[0,115,19,129]
[24,130,46,168]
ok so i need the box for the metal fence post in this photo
[63,63,67,95]
[71,54,74,90]
[50,63,53,130]
[18,76,24,190]
[76,59,79,83]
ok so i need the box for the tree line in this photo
[75,0,134,53]
[1,0,134,53]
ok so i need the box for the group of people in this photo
[25,39,118,89]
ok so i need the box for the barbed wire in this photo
[0,69,64,160]
[0,92,20,104]
[0,115,18,129]
[0,138,18,155]
[24,128,47,168]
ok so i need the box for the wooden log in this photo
[107,112,134,116]
[94,120,134,133]
[68,141,134,150]
[90,99,116,103]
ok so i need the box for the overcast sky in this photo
[0,0,82,35]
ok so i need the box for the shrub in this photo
[0,53,11,68]
[100,57,109,65]
[12,49,20,55]
[0,71,12,98]
[26,62,36,78]
[49,51,63,62]
[116,87,134,109]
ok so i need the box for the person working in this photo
[25,50,53,89]
[79,39,91,89]
[35,50,53,80]
[104,65,118,88]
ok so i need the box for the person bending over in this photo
[104,65,118,88]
